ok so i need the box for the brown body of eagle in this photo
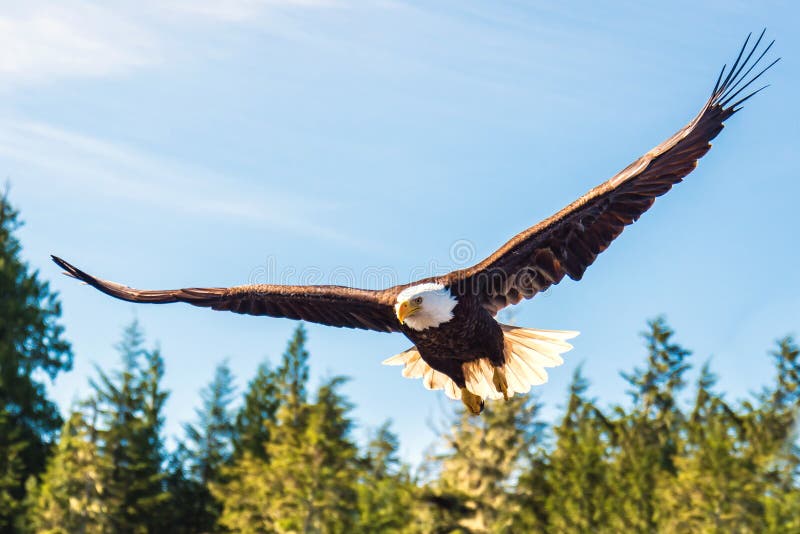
[53,31,778,415]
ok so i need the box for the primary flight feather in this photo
[53,31,778,415]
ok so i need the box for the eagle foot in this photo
[492,366,509,401]
[460,387,484,416]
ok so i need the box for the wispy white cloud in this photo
[0,2,160,86]
[162,0,341,23]
[0,118,371,247]
[0,0,345,87]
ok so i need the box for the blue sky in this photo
[3,0,798,463]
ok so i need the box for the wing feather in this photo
[51,256,400,332]
[442,31,778,314]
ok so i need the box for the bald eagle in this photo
[53,32,777,415]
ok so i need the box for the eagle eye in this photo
[412,296,423,305]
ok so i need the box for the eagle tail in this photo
[382,348,462,400]
[382,325,577,402]
[461,325,576,400]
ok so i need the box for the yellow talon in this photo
[460,387,484,415]
[493,366,509,401]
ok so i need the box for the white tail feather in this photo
[381,324,577,401]
[382,348,416,366]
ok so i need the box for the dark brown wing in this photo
[52,256,400,332]
[442,31,778,315]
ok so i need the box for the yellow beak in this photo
[396,301,420,325]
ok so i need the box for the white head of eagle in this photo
[394,283,458,331]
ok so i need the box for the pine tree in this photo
[0,409,27,532]
[276,325,310,431]
[182,361,237,531]
[512,445,550,533]
[356,422,416,533]
[25,411,111,534]
[545,369,613,533]
[138,341,170,526]
[163,444,211,534]
[303,377,360,532]
[211,453,272,533]
[424,393,546,533]
[655,364,766,532]
[752,337,800,532]
[259,376,360,533]
[214,324,313,532]
[215,326,361,533]
[91,321,170,533]
[0,188,73,530]
[233,361,280,461]
[608,317,691,532]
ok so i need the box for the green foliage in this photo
[90,321,170,533]
[753,337,800,533]
[356,422,417,533]
[25,411,111,534]
[185,362,236,482]
[656,365,765,533]
[163,444,211,534]
[0,189,72,530]
[265,376,359,533]
[418,322,800,534]
[5,196,800,534]
[233,361,280,461]
[180,361,237,531]
[422,393,547,533]
[214,326,364,533]
[545,369,613,533]
[0,409,27,532]
[606,318,692,532]
[19,313,800,533]
[276,324,310,429]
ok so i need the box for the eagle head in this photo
[394,283,457,331]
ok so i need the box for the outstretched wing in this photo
[52,256,400,332]
[443,30,778,314]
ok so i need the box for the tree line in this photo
[2,190,799,533]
